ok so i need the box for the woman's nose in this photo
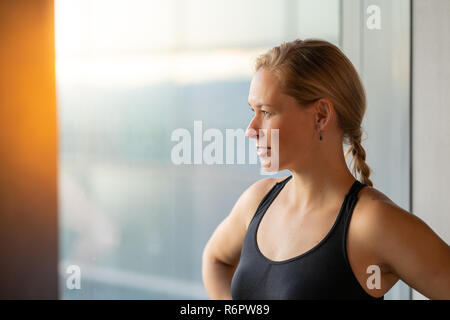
[246,122,265,140]
[246,114,268,140]
[246,115,258,139]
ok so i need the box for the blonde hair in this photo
[255,39,373,186]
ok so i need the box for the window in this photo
[56,0,345,299]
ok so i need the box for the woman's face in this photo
[246,69,319,172]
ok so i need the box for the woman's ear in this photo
[315,98,333,130]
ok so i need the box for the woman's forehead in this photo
[248,70,283,105]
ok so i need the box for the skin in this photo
[202,69,450,300]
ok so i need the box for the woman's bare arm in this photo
[359,199,450,299]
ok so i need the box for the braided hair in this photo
[255,39,373,186]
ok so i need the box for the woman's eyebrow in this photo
[248,102,272,108]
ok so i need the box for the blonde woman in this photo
[202,39,450,300]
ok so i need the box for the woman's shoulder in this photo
[354,185,409,224]
[356,185,404,214]
[352,184,419,249]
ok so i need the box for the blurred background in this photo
[55,0,342,300]
[1,0,449,300]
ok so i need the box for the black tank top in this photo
[231,175,384,300]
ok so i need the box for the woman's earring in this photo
[319,131,323,141]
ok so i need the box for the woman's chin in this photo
[259,156,281,173]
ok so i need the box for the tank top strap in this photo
[277,174,293,187]
[252,175,292,219]
[341,179,367,226]
[347,179,367,198]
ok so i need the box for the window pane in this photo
[56,0,340,299]
[185,0,285,48]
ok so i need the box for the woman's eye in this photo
[249,107,270,117]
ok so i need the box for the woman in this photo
[201,39,450,299]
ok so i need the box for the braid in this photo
[344,130,373,187]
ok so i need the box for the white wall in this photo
[412,0,450,300]
[342,0,412,300]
